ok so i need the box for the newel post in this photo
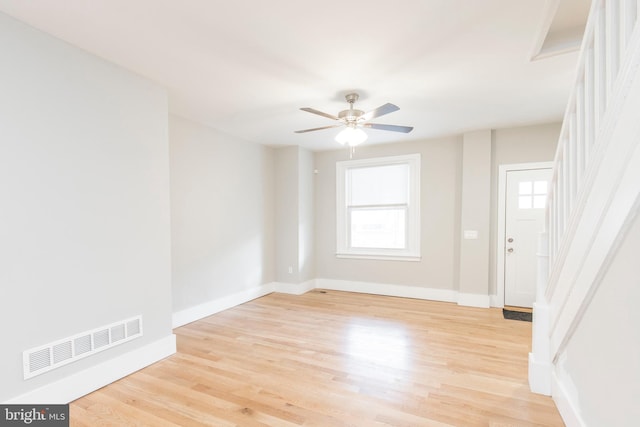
[528,231,552,395]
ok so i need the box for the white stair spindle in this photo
[584,45,595,163]
[576,83,585,190]
[568,113,578,207]
[594,6,607,134]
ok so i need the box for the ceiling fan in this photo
[295,93,413,147]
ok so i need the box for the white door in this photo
[504,168,551,308]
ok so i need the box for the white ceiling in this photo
[0,0,586,151]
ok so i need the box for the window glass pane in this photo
[519,181,532,195]
[349,164,408,206]
[534,181,548,194]
[519,196,532,209]
[533,195,547,209]
[350,208,406,249]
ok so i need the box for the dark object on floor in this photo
[503,309,532,322]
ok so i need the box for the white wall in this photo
[557,211,640,426]
[169,115,275,311]
[298,148,315,283]
[315,123,559,300]
[459,130,492,303]
[492,123,561,164]
[0,12,173,402]
[274,146,315,284]
[314,137,463,290]
[275,147,300,283]
[489,123,560,295]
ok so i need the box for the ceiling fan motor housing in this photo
[338,108,364,122]
[339,92,364,123]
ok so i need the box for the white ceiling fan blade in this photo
[361,103,399,121]
[300,107,339,121]
[294,124,343,133]
[363,123,414,133]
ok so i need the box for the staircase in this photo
[530,0,640,425]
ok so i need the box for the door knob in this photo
[507,238,514,243]
[507,248,514,253]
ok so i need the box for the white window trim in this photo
[336,154,421,261]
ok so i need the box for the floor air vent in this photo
[23,315,143,379]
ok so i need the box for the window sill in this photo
[335,253,421,262]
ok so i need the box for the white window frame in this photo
[336,154,421,261]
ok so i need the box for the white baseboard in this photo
[173,279,489,331]
[172,281,319,328]
[457,292,491,308]
[172,283,275,328]
[528,352,552,395]
[5,334,176,404]
[273,280,316,295]
[315,278,458,303]
[552,369,586,427]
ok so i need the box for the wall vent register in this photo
[23,315,143,379]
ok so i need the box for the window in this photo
[336,154,420,260]
[518,180,548,209]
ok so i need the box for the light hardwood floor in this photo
[71,290,564,426]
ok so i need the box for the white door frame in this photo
[496,161,553,308]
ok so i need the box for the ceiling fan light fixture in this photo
[335,126,367,146]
